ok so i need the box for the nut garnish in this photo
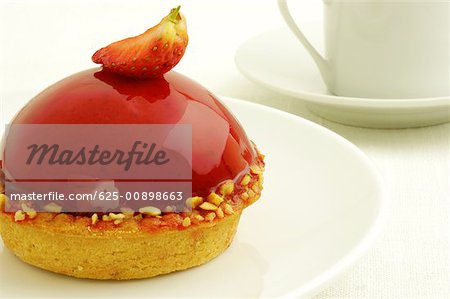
[21,203,37,219]
[120,208,135,218]
[241,192,249,200]
[14,210,26,222]
[134,214,143,221]
[250,165,263,174]
[109,213,125,220]
[251,184,259,193]
[216,207,224,218]
[113,219,123,225]
[43,203,62,213]
[164,205,176,213]
[205,212,216,222]
[258,175,264,188]
[207,192,224,206]
[224,203,234,215]
[219,180,234,196]
[28,213,38,219]
[139,206,161,216]
[194,214,204,221]
[199,202,218,211]
[91,213,99,225]
[101,213,125,225]
[182,217,191,227]
[186,196,203,208]
[240,174,251,186]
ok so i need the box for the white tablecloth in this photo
[1,1,449,298]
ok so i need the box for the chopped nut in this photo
[43,203,62,213]
[205,212,216,222]
[113,219,123,225]
[207,192,224,206]
[186,196,203,208]
[164,205,175,213]
[134,214,143,221]
[182,217,191,227]
[248,189,256,198]
[109,213,125,220]
[27,211,37,219]
[224,203,234,215]
[139,206,161,216]
[120,208,135,218]
[240,174,251,186]
[102,215,112,221]
[219,180,234,196]
[199,202,218,211]
[14,210,25,222]
[216,207,224,218]
[258,175,264,188]
[241,192,249,200]
[252,184,260,193]
[194,214,204,221]
[21,203,37,219]
[91,213,99,225]
[250,165,263,174]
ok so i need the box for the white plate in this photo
[0,97,386,298]
[235,24,450,129]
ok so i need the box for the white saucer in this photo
[235,24,449,128]
[0,97,386,298]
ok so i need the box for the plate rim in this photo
[220,96,388,298]
[235,27,449,109]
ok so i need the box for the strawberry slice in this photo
[92,6,188,79]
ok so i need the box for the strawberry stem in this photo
[168,6,181,23]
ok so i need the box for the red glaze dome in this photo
[9,68,257,196]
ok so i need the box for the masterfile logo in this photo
[2,124,193,213]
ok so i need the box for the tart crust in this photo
[0,210,241,280]
[0,158,264,280]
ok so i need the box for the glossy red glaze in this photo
[9,68,257,196]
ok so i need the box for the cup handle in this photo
[277,0,330,85]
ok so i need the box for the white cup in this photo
[278,0,450,99]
